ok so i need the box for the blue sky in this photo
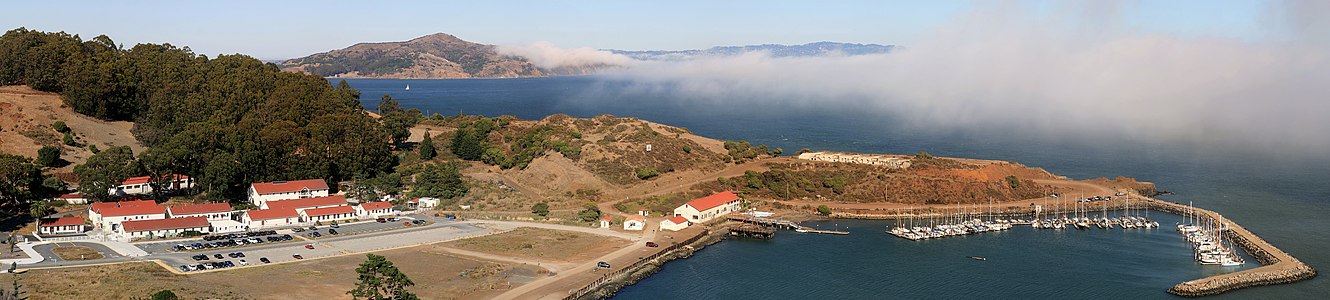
[2,0,1271,60]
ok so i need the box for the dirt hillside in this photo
[0,86,144,171]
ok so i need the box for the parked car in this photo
[597,261,611,268]
[260,257,271,264]
[331,223,340,228]
[292,254,304,259]
[645,242,659,247]
[213,253,224,259]
[310,232,322,238]
[328,229,339,235]
[412,220,425,225]
[238,259,248,266]
[376,218,386,223]
[308,226,317,231]
[292,227,305,232]
[178,265,190,272]
[403,222,412,226]
[305,244,314,249]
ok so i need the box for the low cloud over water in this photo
[511,1,1330,156]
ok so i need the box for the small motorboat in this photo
[968,256,987,261]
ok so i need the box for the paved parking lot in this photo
[156,220,494,271]
[295,217,424,239]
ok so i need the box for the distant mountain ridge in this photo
[608,42,894,60]
[281,33,894,79]
[280,33,544,79]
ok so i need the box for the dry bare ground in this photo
[16,243,545,300]
[0,86,144,172]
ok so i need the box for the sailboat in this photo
[405,84,411,91]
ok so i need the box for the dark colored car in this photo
[260,257,271,263]
[376,218,386,223]
[645,242,659,247]
[293,254,304,259]
[412,220,425,225]
[213,254,224,259]
[597,261,611,268]
[292,227,305,232]
[328,229,339,235]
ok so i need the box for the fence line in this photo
[562,229,710,300]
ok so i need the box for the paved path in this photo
[493,219,666,300]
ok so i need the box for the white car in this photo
[238,259,248,266]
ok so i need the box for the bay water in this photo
[340,77,1329,299]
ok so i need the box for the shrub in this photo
[52,121,69,133]
[36,146,60,167]
[1005,175,1021,189]
[817,205,832,216]
[636,167,659,180]
[531,202,549,217]
[62,132,75,146]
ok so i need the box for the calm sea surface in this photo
[340,77,1329,299]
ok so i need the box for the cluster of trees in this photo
[376,95,422,147]
[0,154,57,215]
[723,140,780,163]
[406,162,467,200]
[716,169,852,199]
[448,117,579,170]
[1,28,397,202]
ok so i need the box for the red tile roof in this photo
[53,193,84,199]
[95,201,167,217]
[120,216,208,232]
[685,191,741,212]
[39,217,85,227]
[266,195,347,210]
[250,179,329,195]
[303,205,356,217]
[121,174,189,186]
[246,208,299,220]
[666,216,689,224]
[601,216,614,222]
[169,203,232,216]
[359,201,392,211]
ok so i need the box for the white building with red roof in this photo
[301,206,357,223]
[262,195,348,214]
[673,191,743,223]
[660,216,691,231]
[624,215,646,231]
[247,179,330,207]
[168,203,235,221]
[243,208,301,229]
[111,174,193,196]
[355,201,395,218]
[38,216,88,235]
[87,200,167,231]
[117,216,210,239]
[46,193,88,205]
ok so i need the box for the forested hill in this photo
[0,27,397,203]
[280,33,545,79]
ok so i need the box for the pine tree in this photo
[348,254,419,300]
[419,132,436,160]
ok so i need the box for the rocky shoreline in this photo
[567,226,730,300]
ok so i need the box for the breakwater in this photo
[566,227,726,300]
[828,197,1317,296]
[1146,199,1319,297]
